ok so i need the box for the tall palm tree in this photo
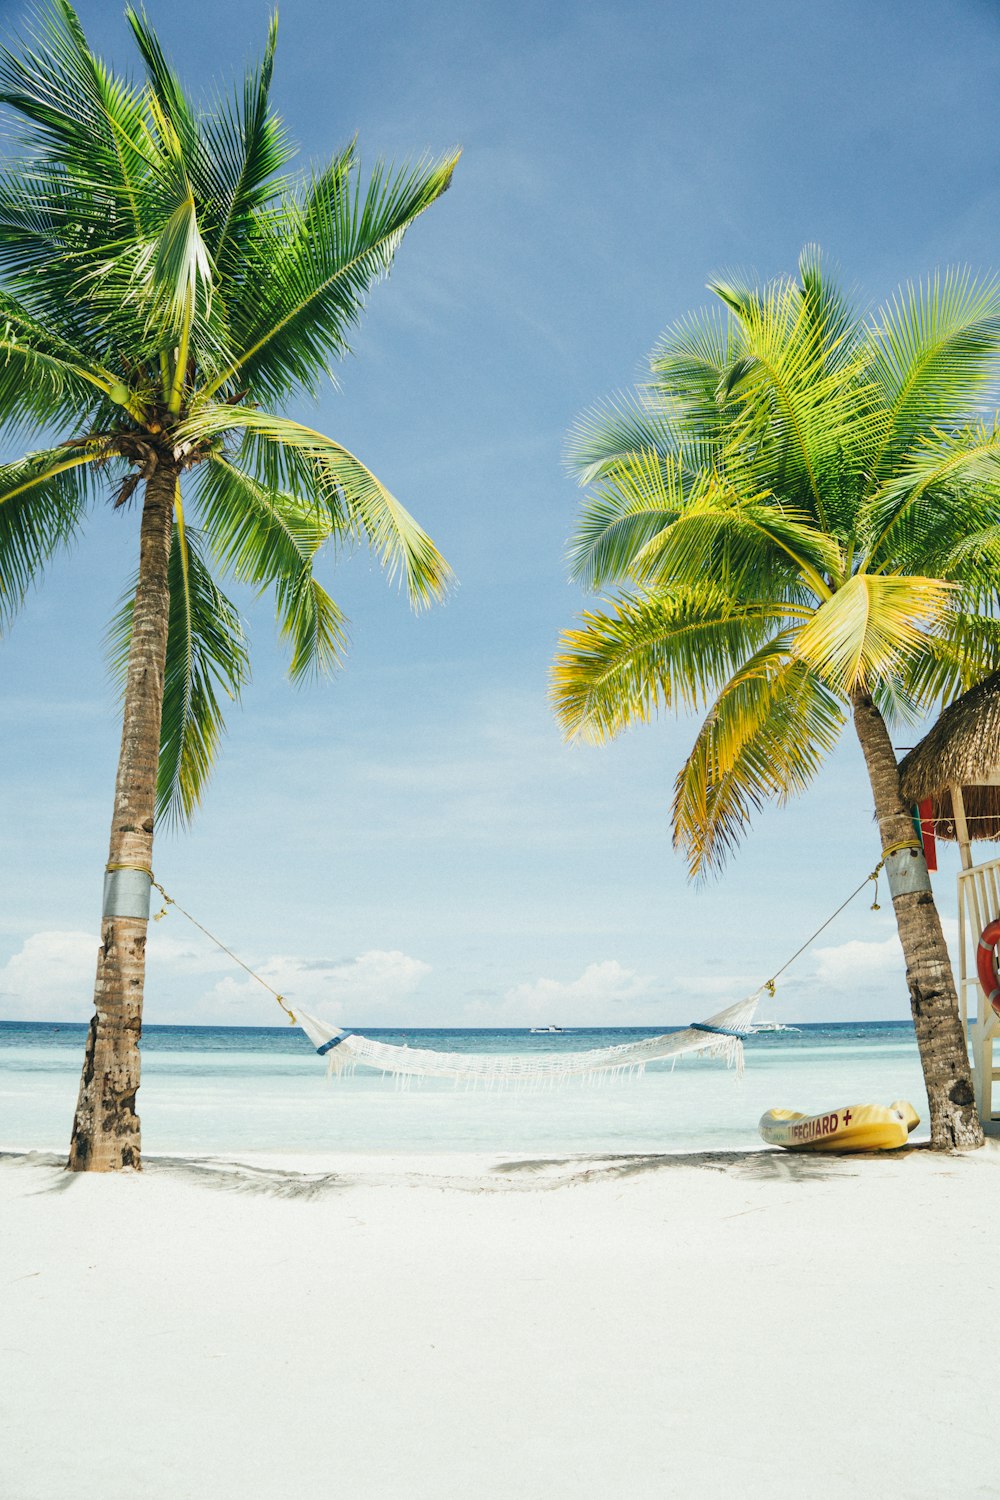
[553,248,1000,1150]
[0,2,457,1170]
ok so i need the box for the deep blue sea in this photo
[0,1019,930,1155]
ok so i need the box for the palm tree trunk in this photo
[68,461,176,1172]
[852,688,983,1150]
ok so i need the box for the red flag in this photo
[918,798,937,871]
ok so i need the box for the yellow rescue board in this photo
[759,1099,920,1153]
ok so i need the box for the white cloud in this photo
[204,949,432,1026]
[467,960,655,1026]
[812,933,903,990]
[812,915,961,998]
[0,927,431,1027]
[0,930,98,1020]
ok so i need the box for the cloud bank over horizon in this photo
[0,920,926,1028]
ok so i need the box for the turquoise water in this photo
[0,1020,930,1155]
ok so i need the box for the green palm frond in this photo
[0,318,108,430]
[189,16,293,274]
[124,5,198,149]
[0,288,150,423]
[68,102,226,396]
[108,519,250,825]
[631,482,842,598]
[0,0,152,226]
[649,305,741,436]
[565,392,709,487]
[672,646,845,877]
[567,448,706,588]
[203,150,458,405]
[933,509,1000,601]
[864,421,1000,554]
[863,269,1000,491]
[144,140,213,335]
[796,244,866,371]
[181,406,452,606]
[0,445,102,626]
[897,613,1000,707]
[791,572,955,694]
[709,274,872,525]
[551,584,782,742]
[128,4,289,279]
[870,481,995,581]
[0,7,167,367]
[196,455,347,680]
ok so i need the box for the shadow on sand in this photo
[1,1142,936,1196]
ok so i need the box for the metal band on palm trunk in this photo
[883,843,932,898]
[102,865,153,920]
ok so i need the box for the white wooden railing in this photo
[957,856,1000,1121]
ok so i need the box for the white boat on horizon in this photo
[751,1021,801,1034]
[529,1025,567,1034]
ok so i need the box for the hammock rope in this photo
[151,879,298,1024]
[146,852,892,1086]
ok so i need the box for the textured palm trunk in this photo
[68,462,176,1172]
[852,689,983,1150]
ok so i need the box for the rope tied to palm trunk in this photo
[138,859,901,1084]
[868,840,924,912]
[149,877,297,1024]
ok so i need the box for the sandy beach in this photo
[3,1145,999,1500]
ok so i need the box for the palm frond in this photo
[791,571,955,694]
[932,510,1000,603]
[0,296,125,427]
[863,269,1000,492]
[180,405,452,606]
[196,455,347,679]
[197,14,293,272]
[128,5,292,278]
[567,448,705,588]
[145,152,213,338]
[648,305,741,437]
[631,480,843,598]
[124,4,197,149]
[202,150,458,404]
[0,0,152,227]
[709,273,872,526]
[0,444,101,626]
[796,244,866,372]
[673,646,845,877]
[864,421,1000,555]
[896,613,1000,708]
[551,584,781,742]
[565,392,707,486]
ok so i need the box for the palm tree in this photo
[0,2,457,1170]
[552,248,1000,1150]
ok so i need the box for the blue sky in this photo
[1,0,999,1027]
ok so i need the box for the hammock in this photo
[148,864,884,1090]
[295,993,761,1088]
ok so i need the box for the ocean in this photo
[0,1019,930,1156]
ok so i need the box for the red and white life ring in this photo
[976,920,1000,1018]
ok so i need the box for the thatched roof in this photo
[898,670,1000,842]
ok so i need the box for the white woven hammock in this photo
[295,993,761,1088]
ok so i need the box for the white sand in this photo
[3,1144,1000,1500]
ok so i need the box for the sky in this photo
[1,0,999,1028]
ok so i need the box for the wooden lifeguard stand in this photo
[899,671,1000,1122]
